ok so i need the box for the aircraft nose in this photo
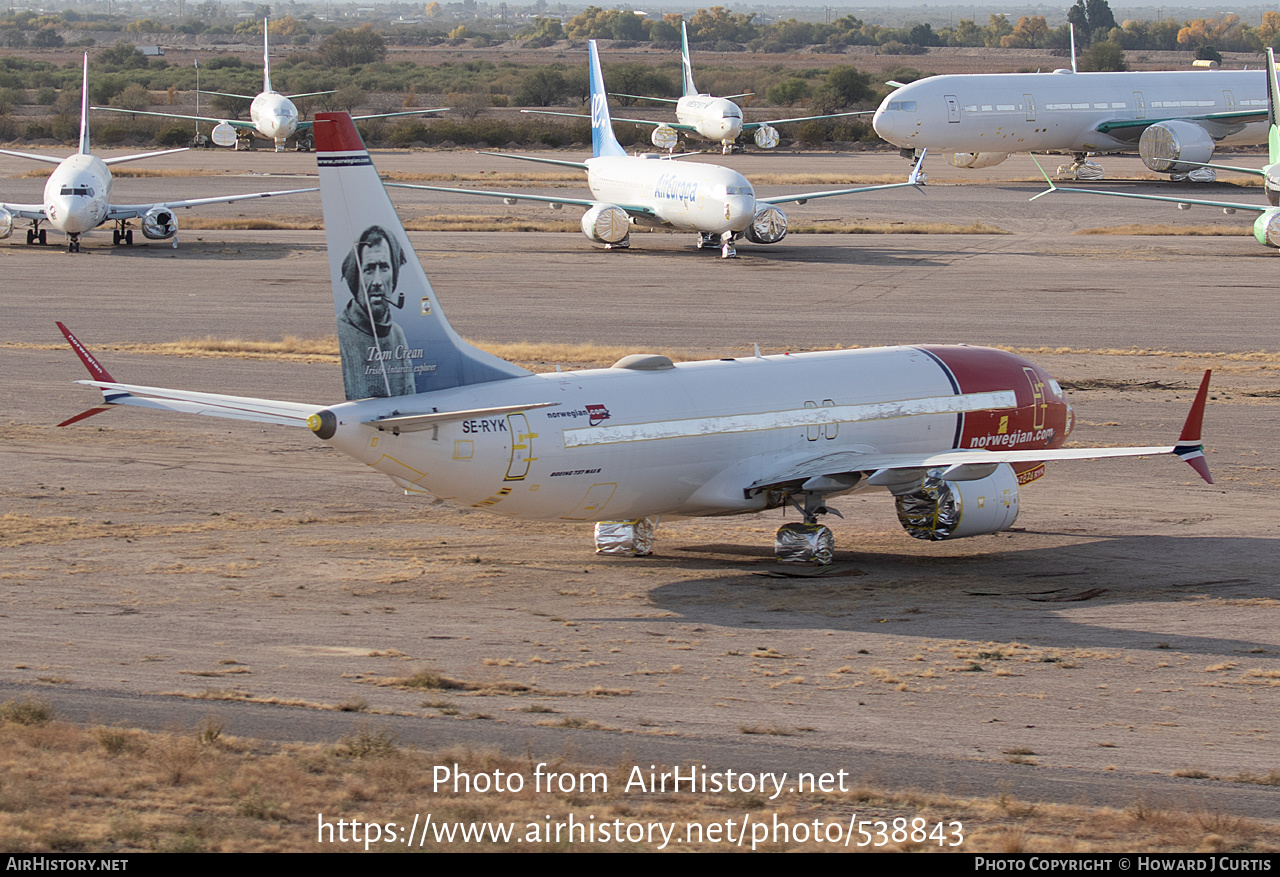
[726,194,755,230]
[872,107,894,140]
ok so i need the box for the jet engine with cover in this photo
[141,206,177,240]
[1252,207,1280,247]
[949,152,1009,169]
[894,463,1021,541]
[743,206,787,244]
[753,125,780,149]
[0,208,12,240]
[580,203,630,244]
[1139,120,1216,174]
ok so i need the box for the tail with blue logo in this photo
[680,23,698,97]
[313,112,529,400]
[588,41,626,159]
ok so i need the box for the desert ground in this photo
[1,148,1279,849]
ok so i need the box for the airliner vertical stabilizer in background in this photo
[0,54,316,251]
[93,20,447,151]
[387,40,925,258]
[57,111,1213,562]
[874,64,1268,180]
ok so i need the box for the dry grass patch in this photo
[181,217,323,231]
[1077,224,1252,237]
[376,668,532,695]
[792,220,1010,235]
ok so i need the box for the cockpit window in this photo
[886,100,918,112]
[59,186,93,196]
[724,186,751,196]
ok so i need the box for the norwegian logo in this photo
[586,404,611,426]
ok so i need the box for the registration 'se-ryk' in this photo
[59,113,1213,564]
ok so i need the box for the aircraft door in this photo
[505,413,535,481]
[1133,91,1146,120]
[1223,89,1235,112]
[1024,94,1036,122]
[945,95,961,123]
[1022,367,1047,430]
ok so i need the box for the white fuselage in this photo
[319,345,1066,523]
[676,95,745,144]
[586,154,756,234]
[873,69,1267,155]
[42,153,111,236]
[250,91,299,144]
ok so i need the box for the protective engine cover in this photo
[580,203,630,244]
[650,125,679,151]
[744,206,787,244]
[949,152,1009,169]
[753,125,780,149]
[1252,207,1280,248]
[895,463,1020,541]
[1139,120,1215,174]
[141,206,177,240]
[0,208,12,240]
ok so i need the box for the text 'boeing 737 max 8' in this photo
[56,111,1213,564]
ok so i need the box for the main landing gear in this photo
[112,227,134,247]
[696,231,737,259]
[25,224,47,246]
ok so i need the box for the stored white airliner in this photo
[0,55,316,252]
[1033,49,1280,248]
[563,22,864,153]
[874,63,1269,180]
[94,21,444,152]
[388,41,924,259]
[57,111,1213,563]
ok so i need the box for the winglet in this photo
[1173,370,1213,484]
[1028,155,1059,201]
[57,322,116,426]
[78,53,90,155]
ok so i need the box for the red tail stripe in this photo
[313,112,365,154]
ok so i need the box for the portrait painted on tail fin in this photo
[335,224,421,399]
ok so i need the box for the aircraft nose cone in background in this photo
[712,99,744,139]
[872,103,895,142]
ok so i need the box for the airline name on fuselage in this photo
[969,427,1056,449]
[654,174,700,205]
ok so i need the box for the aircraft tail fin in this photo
[78,53,90,155]
[263,18,273,93]
[313,112,530,402]
[680,22,698,96]
[587,41,627,159]
[1267,48,1279,165]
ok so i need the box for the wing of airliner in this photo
[1029,156,1266,213]
[383,181,656,217]
[758,150,927,205]
[104,185,319,221]
[92,106,448,130]
[1091,108,1268,141]
[522,108,867,133]
[748,369,1212,490]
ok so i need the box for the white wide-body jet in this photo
[583,22,866,154]
[58,111,1214,563]
[874,65,1268,180]
[0,55,316,252]
[94,21,444,152]
[1033,49,1280,249]
[389,40,924,259]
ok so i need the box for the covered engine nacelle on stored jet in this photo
[1139,120,1216,174]
[753,125,780,149]
[744,206,787,244]
[580,203,630,244]
[650,125,679,151]
[0,208,12,240]
[894,463,1020,541]
[141,206,177,240]
[949,152,1009,169]
[1252,207,1280,247]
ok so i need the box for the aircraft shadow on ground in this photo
[588,534,1279,658]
